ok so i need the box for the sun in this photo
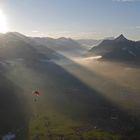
[0,10,8,33]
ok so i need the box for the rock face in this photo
[89,34,140,63]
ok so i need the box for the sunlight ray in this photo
[0,9,9,33]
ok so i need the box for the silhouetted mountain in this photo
[89,34,140,63]
[77,37,114,49]
[0,32,59,61]
[77,39,102,48]
[114,34,128,42]
[33,37,86,56]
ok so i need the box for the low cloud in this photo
[46,31,102,39]
[113,0,139,2]
[32,30,39,33]
[136,26,140,29]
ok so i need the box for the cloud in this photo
[45,31,102,39]
[136,26,140,29]
[113,0,139,2]
[32,30,39,33]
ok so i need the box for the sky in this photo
[0,0,140,40]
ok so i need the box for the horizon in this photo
[0,0,140,40]
[1,31,140,41]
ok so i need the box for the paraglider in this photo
[32,90,41,102]
[32,90,40,96]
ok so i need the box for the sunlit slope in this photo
[2,57,140,140]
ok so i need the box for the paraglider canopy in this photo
[32,90,41,96]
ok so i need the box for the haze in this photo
[0,0,140,39]
[0,0,140,140]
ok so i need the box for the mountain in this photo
[76,39,102,48]
[33,37,86,56]
[89,34,140,63]
[0,32,59,61]
[77,37,114,49]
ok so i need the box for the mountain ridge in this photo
[89,34,140,64]
[0,32,59,61]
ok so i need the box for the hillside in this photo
[89,34,140,63]
[33,37,86,56]
[0,32,59,61]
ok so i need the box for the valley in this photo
[0,33,140,140]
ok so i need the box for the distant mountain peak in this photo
[115,34,128,42]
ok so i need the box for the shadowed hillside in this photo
[89,35,140,64]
